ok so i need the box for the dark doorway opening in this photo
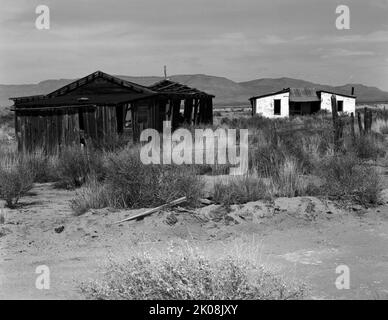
[289,101,321,116]
[337,101,344,112]
[274,99,281,115]
[78,110,85,130]
[116,105,125,134]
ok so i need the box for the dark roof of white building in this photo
[249,87,356,102]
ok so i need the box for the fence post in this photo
[357,111,364,136]
[364,107,370,134]
[350,112,355,143]
[331,95,343,152]
[368,109,373,133]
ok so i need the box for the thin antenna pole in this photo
[164,65,167,79]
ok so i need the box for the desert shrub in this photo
[273,157,307,197]
[0,158,34,208]
[0,209,4,224]
[56,147,105,188]
[250,145,283,177]
[213,176,271,205]
[0,109,14,126]
[93,134,133,152]
[70,177,111,215]
[380,126,388,135]
[69,146,204,213]
[318,154,381,206]
[194,163,231,175]
[23,150,59,183]
[352,134,385,160]
[80,247,305,300]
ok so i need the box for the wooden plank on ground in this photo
[113,197,187,224]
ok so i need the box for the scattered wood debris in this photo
[113,197,187,224]
[199,198,214,206]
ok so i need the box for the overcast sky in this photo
[0,0,387,89]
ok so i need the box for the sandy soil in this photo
[1,182,388,300]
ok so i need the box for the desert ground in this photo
[1,176,388,299]
[1,107,388,300]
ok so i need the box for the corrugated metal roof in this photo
[289,88,320,102]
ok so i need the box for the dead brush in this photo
[70,176,110,215]
[80,242,306,300]
[318,153,382,206]
[273,157,307,198]
[70,146,204,214]
[212,175,272,205]
[0,208,5,224]
[0,154,34,208]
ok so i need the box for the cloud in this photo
[0,0,387,90]
[320,48,376,58]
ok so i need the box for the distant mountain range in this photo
[1,74,388,109]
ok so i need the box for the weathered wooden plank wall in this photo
[15,108,80,154]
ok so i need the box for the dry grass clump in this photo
[80,244,306,300]
[380,126,388,135]
[213,176,271,205]
[274,157,307,197]
[213,157,308,205]
[318,154,382,206]
[56,146,105,188]
[70,146,204,215]
[372,118,388,134]
[0,208,6,224]
[104,147,203,208]
[22,149,59,183]
[351,134,386,160]
[0,154,34,208]
[70,177,110,216]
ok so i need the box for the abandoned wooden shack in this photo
[10,71,214,153]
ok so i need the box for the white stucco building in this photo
[249,88,356,118]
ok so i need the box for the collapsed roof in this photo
[10,71,214,109]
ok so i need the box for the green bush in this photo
[80,247,305,300]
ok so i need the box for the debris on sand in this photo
[113,197,187,224]
[54,226,65,233]
[0,226,12,238]
[193,197,341,225]
[164,212,178,226]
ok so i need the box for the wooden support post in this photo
[350,112,355,143]
[368,109,373,133]
[198,98,207,124]
[364,107,369,134]
[183,98,193,124]
[171,99,181,130]
[207,97,214,125]
[193,99,199,125]
[357,111,364,136]
[331,95,342,152]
